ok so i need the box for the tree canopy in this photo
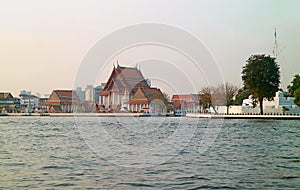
[287,74,300,97]
[242,54,280,114]
[294,88,300,107]
[233,87,251,105]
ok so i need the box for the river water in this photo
[0,117,299,189]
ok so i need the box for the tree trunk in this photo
[227,106,229,114]
[259,98,263,115]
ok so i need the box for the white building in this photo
[85,85,94,102]
[19,94,40,112]
[212,91,300,114]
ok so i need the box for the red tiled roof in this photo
[172,94,191,100]
[44,101,60,105]
[100,65,149,96]
[117,66,144,79]
[55,90,73,97]
[47,90,80,105]
[142,88,167,103]
[172,94,200,102]
[129,99,149,104]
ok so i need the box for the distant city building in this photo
[76,87,85,101]
[45,90,80,113]
[85,85,94,102]
[19,90,31,95]
[76,85,103,103]
[19,93,40,112]
[0,92,21,113]
[93,85,102,104]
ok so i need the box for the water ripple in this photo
[0,117,299,189]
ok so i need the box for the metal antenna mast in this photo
[273,28,278,59]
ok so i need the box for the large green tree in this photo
[294,88,300,106]
[287,74,300,96]
[233,87,251,105]
[242,54,280,114]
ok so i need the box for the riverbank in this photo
[186,113,300,120]
[2,112,300,119]
[0,113,143,117]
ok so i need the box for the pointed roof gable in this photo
[0,92,14,99]
[47,90,80,105]
[101,65,149,95]
[129,87,167,105]
[141,88,165,101]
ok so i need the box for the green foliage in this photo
[294,88,300,106]
[287,74,300,97]
[242,54,280,114]
[233,88,251,105]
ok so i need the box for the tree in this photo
[199,87,212,111]
[233,87,251,105]
[294,88,300,106]
[199,85,228,114]
[213,83,238,114]
[224,82,239,114]
[242,54,280,115]
[287,74,300,96]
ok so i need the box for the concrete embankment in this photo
[49,113,143,117]
[186,113,300,120]
[1,113,143,117]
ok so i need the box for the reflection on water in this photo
[0,117,299,189]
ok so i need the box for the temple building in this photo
[99,64,167,112]
[45,90,80,113]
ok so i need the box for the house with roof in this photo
[171,94,200,113]
[99,64,167,112]
[129,87,168,113]
[45,90,80,113]
[0,92,21,113]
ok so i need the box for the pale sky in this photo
[0,0,299,97]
